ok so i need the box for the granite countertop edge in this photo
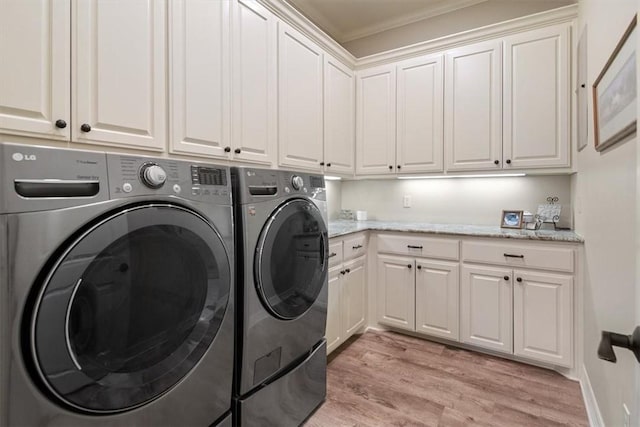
[328,220,584,243]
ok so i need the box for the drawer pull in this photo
[504,253,524,258]
[328,252,337,258]
[352,244,363,250]
[407,245,423,249]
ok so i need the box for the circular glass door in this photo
[30,204,231,413]
[254,198,328,320]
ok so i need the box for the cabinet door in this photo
[278,22,323,171]
[513,270,573,367]
[324,56,355,175]
[356,65,396,175]
[232,0,277,165]
[73,0,167,151]
[461,265,512,353]
[445,40,502,171]
[503,24,570,169]
[376,254,414,331]
[326,267,343,354]
[169,0,230,158]
[343,256,366,337]
[415,260,459,341]
[397,54,444,173]
[0,0,70,140]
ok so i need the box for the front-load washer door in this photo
[29,204,231,414]
[254,198,328,320]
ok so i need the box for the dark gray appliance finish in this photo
[235,340,327,427]
[0,143,234,426]
[231,166,328,424]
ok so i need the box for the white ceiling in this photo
[287,0,489,42]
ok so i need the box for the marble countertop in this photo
[328,220,584,243]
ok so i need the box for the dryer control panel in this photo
[106,154,231,205]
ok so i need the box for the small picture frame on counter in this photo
[501,210,524,229]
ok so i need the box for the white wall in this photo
[325,179,342,220]
[572,1,638,425]
[340,175,572,226]
[343,0,574,58]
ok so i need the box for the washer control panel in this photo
[291,175,304,190]
[106,154,231,204]
[140,163,167,189]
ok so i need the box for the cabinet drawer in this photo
[462,241,574,273]
[328,240,343,268]
[377,234,459,261]
[343,234,367,261]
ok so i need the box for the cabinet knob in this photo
[388,165,393,170]
[80,123,92,132]
[55,119,67,129]
[506,159,512,164]
[504,275,510,281]
[234,148,241,154]
[417,265,422,270]
[320,162,324,166]
[345,268,351,273]
[516,277,523,282]
[494,160,499,165]
[224,146,231,152]
[340,270,346,275]
[327,163,331,167]
[397,165,401,169]
[407,264,412,269]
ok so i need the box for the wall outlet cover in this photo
[403,195,411,208]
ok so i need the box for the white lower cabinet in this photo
[326,235,367,355]
[460,249,574,367]
[376,235,461,341]
[461,265,513,353]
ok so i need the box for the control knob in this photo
[140,163,167,189]
[291,175,304,190]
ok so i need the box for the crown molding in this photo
[339,0,488,43]
[257,0,357,68]
[355,4,578,69]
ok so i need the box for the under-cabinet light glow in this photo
[324,176,342,181]
[397,173,526,180]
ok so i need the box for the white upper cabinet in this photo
[73,0,167,151]
[278,21,324,172]
[232,0,277,165]
[169,0,230,158]
[356,65,396,175]
[324,56,355,175]
[396,54,444,173]
[445,40,502,171]
[0,0,70,140]
[503,24,570,169]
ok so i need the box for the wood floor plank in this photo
[306,331,588,427]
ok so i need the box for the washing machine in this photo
[231,167,328,426]
[0,143,234,426]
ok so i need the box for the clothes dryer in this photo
[231,167,328,426]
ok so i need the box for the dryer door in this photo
[255,198,328,320]
[30,204,231,413]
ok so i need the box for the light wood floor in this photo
[306,331,588,427]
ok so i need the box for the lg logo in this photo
[11,153,36,162]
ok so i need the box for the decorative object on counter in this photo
[577,25,588,152]
[593,15,637,152]
[500,210,524,229]
[356,210,368,221]
[537,196,562,229]
[338,209,354,220]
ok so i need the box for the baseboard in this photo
[580,364,604,427]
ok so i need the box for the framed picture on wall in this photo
[500,210,523,229]
[593,15,637,152]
